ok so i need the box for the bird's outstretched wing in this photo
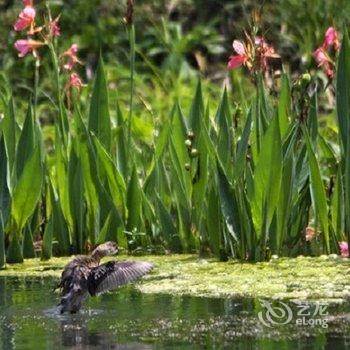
[87,261,153,296]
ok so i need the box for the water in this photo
[0,277,349,349]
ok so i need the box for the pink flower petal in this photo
[14,6,36,32]
[49,19,61,37]
[14,40,31,57]
[63,44,80,70]
[227,55,246,70]
[339,241,349,257]
[14,39,43,57]
[232,40,246,55]
[313,47,330,65]
[323,27,340,50]
[69,73,84,89]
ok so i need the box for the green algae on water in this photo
[0,254,349,302]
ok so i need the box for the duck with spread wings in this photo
[57,241,153,314]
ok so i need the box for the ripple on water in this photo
[0,276,350,349]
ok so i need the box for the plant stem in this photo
[33,54,40,119]
[48,42,68,148]
[127,24,135,166]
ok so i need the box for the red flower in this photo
[227,40,248,70]
[14,6,36,32]
[14,39,44,57]
[228,37,279,72]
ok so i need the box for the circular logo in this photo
[258,300,293,327]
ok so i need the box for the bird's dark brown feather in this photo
[87,261,154,296]
[57,242,153,313]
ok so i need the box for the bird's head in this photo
[91,241,118,259]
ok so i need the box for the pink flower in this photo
[323,27,340,51]
[14,6,36,32]
[313,47,334,78]
[14,39,43,57]
[63,44,80,70]
[69,73,84,89]
[228,40,248,70]
[49,18,61,37]
[305,226,316,242]
[313,47,330,65]
[255,36,279,71]
[339,241,349,257]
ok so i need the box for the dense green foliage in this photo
[0,1,349,265]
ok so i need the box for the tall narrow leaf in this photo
[304,128,330,253]
[11,147,43,231]
[278,74,290,139]
[0,215,4,268]
[15,104,35,179]
[89,56,111,151]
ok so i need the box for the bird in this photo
[57,241,153,314]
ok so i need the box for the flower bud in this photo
[185,139,192,149]
[187,130,194,140]
[301,73,311,83]
[190,149,199,158]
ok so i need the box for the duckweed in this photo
[1,255,349,301]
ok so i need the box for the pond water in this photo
[0,277,349,349]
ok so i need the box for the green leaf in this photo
[276,152,295,252]
[336,30,350,151]
[278,74,291,139]
[156,194,182,252]
[206,184,222,258]
[308,93,318,146]
[54,124,72,233]
[49,179,71,255]
[0,136,10,225]
[0,214,5,268]
[88,55,111,151]
[6,234,23,264]
[331,169,344,239]
[11,147,43,231]
[233,110,252,182]
[68,148,85,253]
[92,135,126,209]
[126,165,142,233]
[337,30,350,247]
[41,217,53,260]
[97,212,112,244]
[304,128,330,253]
[23,225,35,258]
[116,103,127,179]
[189,80,204,133]
[217,163,240,243]
[15,104,36,179]
[249,114,282,234]
[215,88,232,169]
[2,98,16,173]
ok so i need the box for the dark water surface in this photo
[0,277,349,349]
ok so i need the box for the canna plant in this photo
[0,1,349,265]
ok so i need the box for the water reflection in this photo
[0,276,349,349]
